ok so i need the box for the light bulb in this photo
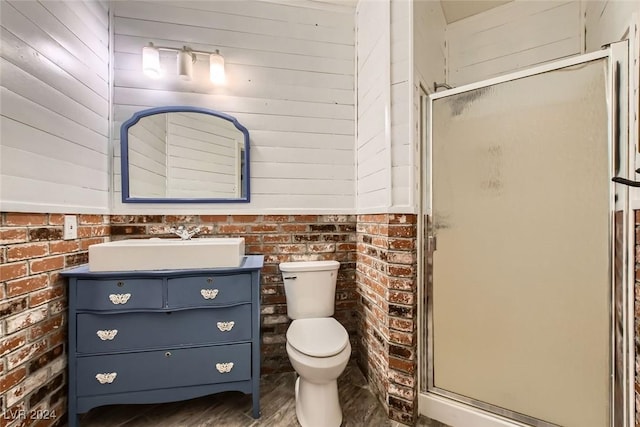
[209,50,225,84]
[142,43,160,78]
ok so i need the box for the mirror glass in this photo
[121,107,250,203]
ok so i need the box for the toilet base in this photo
[295,376,343,427]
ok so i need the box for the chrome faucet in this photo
[169,225,200,240]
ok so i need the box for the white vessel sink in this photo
[88,238,245,272]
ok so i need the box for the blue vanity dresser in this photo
[61,255,264,427]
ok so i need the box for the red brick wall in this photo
[0,213,110,427]
[356,214,418,425]
[108,214,358,374]
[1,211,426,425]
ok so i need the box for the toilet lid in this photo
[287,318,349,358]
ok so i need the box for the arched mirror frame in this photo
[120,106,250,203]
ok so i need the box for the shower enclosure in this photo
[419,42,633,426]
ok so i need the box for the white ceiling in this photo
[440,0,513,23]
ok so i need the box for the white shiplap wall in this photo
[112,0,355,214]
[584,1,639,50]
[0,0,110,213]
[446,1,583,87]
[356,0,391,212]
[390,0,413,211]
[355,0,444,214]
[413,1,445,91]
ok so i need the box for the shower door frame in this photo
[417,42,635,427]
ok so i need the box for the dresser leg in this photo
[252,394,260,419]
[67,390,78,427]
[67,411,79,427]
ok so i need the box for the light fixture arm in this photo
[154,45,213,59]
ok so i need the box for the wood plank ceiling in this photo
[440,0,513,23]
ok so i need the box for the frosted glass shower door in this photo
[430,57,613,427]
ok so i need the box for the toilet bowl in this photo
[286,317,351,427]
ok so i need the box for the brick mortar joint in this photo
[387,301,414,308]
[388,326,416,335]
[388,394,415,404]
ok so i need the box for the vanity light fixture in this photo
[141,43,226,84]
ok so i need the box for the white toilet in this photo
[279,260,351,427]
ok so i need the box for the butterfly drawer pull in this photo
[95,372,117,384]
[109,293,131,305]
[200,289,219,300]
[216,362,234,373]
[217,321,235,332]
[96,330,118,340]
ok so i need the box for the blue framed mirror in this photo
[121,106,250,203]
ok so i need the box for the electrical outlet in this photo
[64,215,78,240]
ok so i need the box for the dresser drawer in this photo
[76,279,163,311]
[76,343,251,396]
[168,274,251,307]
[76,305,252,353]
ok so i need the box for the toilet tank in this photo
[279,260,340,319]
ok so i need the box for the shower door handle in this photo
[612,177,640,187]
[428,235,437,252]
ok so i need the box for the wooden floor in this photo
[75,365,448,427]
